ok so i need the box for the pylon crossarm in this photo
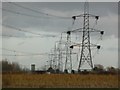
[76,29,102,33]
[89,28,104,32]
[80,44,100,49]
[88,14,99,18]
[70,28,103,34]
[72,14,84,18]
[89,43,100,47]
[71,28,83,32]
[72,14,99,19]
[70,43,83,49]
[71,43,99,47]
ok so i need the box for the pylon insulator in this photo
[95,16,99,20]
[70,45,73,49]
[100,31,104,35]
[72,16,76,20]
[67,31,71,35]
[97,45,101,49]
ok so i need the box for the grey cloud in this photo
[2,2,118,37]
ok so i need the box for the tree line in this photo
[1,59,30,73]
[1,59,119,74]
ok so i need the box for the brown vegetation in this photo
[1,60,119,88]
[2,73,118,88]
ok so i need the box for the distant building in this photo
[31,64,35,72]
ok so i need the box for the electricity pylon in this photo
[70,2,104,71]
[64,31,72,73]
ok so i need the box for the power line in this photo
[7,2,71,19]
[2,54,48,56]
[2,8,44,19]
[2,24,83,39]
[1,34,57,38]
[2,23,57,37]
[1,34,80,39]
[1,48,43,55]
[1,34,26,38]
[1,48,49,56]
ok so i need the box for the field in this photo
[2,73,118,88]
[0,74,2,88]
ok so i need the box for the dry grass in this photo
[2,73,118,88]
[0,74,2,89]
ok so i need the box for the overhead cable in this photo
[7,2,71,19]
[2,23,57,37]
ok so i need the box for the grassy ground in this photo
[2,73,118,88]
[0,74,2,88]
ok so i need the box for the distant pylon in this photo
[64,31,72,73]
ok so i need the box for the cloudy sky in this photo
[1,1,119,70]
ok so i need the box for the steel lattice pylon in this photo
[64,31,72,73]
[78,2,93,70]
[49,1,104,73]
[70,2,104,71]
